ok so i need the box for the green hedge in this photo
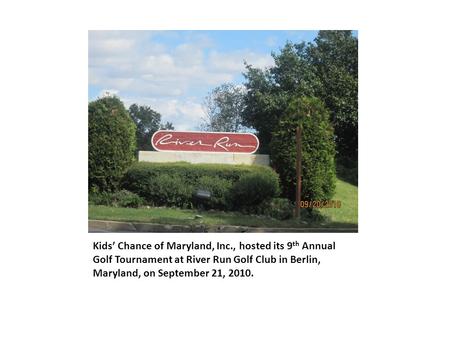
[230,171,280,209]
[89,96,136,192]
[270,96,336,204]
[121,162,280,210]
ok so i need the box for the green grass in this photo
[89,205,295,228]
[319,179,358,225]
[89,178,357,229]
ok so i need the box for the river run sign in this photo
[151,130,260,154]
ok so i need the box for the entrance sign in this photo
[151,131,260,154]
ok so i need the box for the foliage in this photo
[88,96,136,192]
[111,190,145,208]
[160,121,175,130]
[200,83,246,132]
[242,42,321,153]
[230,171,280,210]
[261,198,294,220]
[90,175,359,229]
[195,176,233,209]
[270,96,336,205]
[140,173,193,208]
[336,161,358,186]
[89,191,113,206]
[121,162,280,211]
[129,104,174,151]
[89,190,144,208]
[308,31,358,161]
[242,31,358,160]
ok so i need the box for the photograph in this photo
[4,2,450,338]
[88,30,358,233]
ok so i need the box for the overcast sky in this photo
[88,30,319,130]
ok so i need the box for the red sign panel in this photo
[151,130,259,154]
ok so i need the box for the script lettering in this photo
[151,131,260,153]
[155,134,212,147]
[213,137,256,152]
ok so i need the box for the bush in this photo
[111,190,145,208]
[141,174,193,208]
[240,197,293,220]
[89,190,144,208]
[88,190,113,206]
[121,162,280,211]
[262,198,294,220]
[89,96,136,192]
[195,176,233,209]
[270,96,336,206]
[230,171,280,209]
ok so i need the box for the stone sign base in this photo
[138,151,270,166]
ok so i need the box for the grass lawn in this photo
[89,178,357,229]
[318,179,358,225]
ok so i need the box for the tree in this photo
[242,42,320,153]
[89,96,136,192]
[242,31,358,162]
[270,97,336,203]
[200,83,246,132]
[129,104,168,151]
[160,121,175,130]
[129,104,161,151]
[308,30,358,162]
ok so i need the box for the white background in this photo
[1,1,449,337]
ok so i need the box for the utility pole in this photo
[294,126,302,218]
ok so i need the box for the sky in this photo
[88,30,321,130]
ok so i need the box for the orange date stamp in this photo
[299,200,342,208]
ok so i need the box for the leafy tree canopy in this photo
[309,30,358,162]
[161,121,175,130]
[243,30,358,161]
[200,83,246,133]
[129,104,174,151]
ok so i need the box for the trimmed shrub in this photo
[195,176,233,210]
[121,162,280,211]
[270,96,336,205]
[140,174,193,208]
[230,171,280,210]
[89,96,136,192]
[89,190,144,208]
